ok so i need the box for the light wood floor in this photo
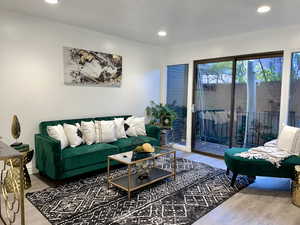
[3,151,300,225]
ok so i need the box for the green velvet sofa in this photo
[35,115,160,180]
[225,148,300,186]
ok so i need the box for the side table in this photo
[292,165,300,207]
[4,144,33,192]
[0,141,25,225]
[160,127,173,147]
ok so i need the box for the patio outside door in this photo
[192,60,233,156]
[192,52,283,157]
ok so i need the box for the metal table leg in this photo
[173,152,176,180]
[107,158,110,189]
[19,156,25,225]
[128,164,131,200]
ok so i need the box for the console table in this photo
[5,144,33,192]
[0,141,25,225]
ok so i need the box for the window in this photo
[166,64,188,145]
[289,52,300,127]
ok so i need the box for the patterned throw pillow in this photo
[80,121,96,145]
[114,118,127,139]
[125,117,138,137]
[63,123,83,148]
[124,116,146,136]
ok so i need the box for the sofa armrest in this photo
[35,134,62,179]
[145,124,161,142]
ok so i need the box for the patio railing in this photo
[194,110,296,147]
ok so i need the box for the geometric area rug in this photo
[26,157,249,225]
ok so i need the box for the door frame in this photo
[192,51,284,157]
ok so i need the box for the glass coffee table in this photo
[107,147,176,200]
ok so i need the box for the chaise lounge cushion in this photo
[61,143,119,171]
[225,147,300,178]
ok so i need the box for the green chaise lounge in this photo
[225,147,300,186]
[35,115,160,180]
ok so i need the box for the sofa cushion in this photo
[61,143,119,171]
[111,137,144,153]
[225,147,300,178]
[136,136,160,146]
[111,136,159,153]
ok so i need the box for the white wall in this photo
[165,25,300,152]
[0,11,163,167]
[166,25,300,64]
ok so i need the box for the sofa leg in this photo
[231,173,238,187]
[247,176,256,184]
[226,168,230,175]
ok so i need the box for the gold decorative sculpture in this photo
[11,115,22,147]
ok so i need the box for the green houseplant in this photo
[146,101,177,128]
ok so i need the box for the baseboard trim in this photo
[27,165,38,175]
[171,144,190,152]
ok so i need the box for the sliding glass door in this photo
[233,57,283,148]
[193,60,233,156]
[192,52,283,157]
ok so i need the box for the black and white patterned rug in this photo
[26,157,249,225]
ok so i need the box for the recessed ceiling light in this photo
[257,5,271,14]
[45,0,59,4]
[158,30,167,37]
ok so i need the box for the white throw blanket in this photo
[235,146,294,168]
[235,125,300,167]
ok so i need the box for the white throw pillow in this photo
[126,126,138,137]
[63,123,83,148]
[125,116,135,125]
[277,125,300,154]
[81,121,96,145]
[133,117,147,136]
[125,116,146,136]
[47,124,69,149]
[125,116,138,137]
[114,118,127,139]
[95,120,117,143]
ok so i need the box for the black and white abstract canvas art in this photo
[63,47,122,87]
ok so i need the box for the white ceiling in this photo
[1,0,299,46]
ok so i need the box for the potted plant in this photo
[146,101,177,129]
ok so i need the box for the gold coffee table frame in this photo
[107,147,176,200]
